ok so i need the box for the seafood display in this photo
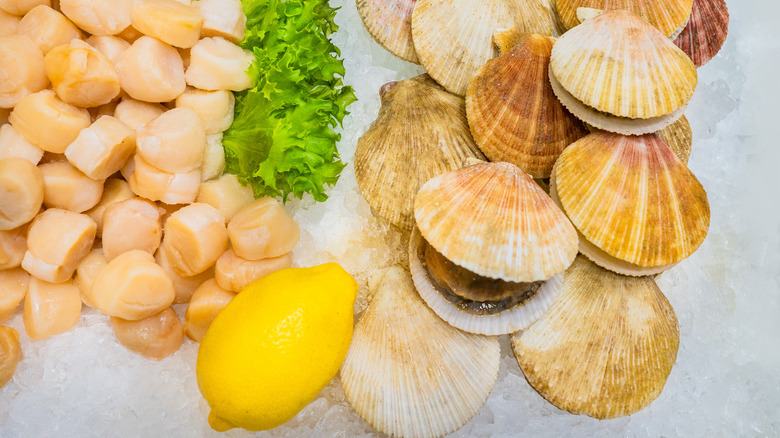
[349,0,728,434]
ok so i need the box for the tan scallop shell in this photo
[411,0,553,96]
[551,131,710,274]
[555,0,693,37]
[512,255,680,419]
[357,0,419,63]
[354,75,484,230]
[414,161,578,282]
[341,265,500,438]
[674,0,729,67]
[550,10,697,121]
[657,114,692,165]
[466,33,588,179]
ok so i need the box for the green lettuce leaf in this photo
[223,0,357,202]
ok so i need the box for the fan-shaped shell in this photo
[657,114,692,164]
[341,265,500,438]
[355,75,485,230]
[414,161,578,282]
[551,131,710,271]
[357,0,419,63]
[411,0,553,96]
[674,0,729,67]
[512,255,679,419]
[410,227,565,335]
[550,10,697,120]
[556,0,693,37]
[466,33,588,179]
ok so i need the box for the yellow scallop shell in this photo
[556,0,694,37]
[550,10,697,120]
[356,0,419,63]
[552,131,710,270]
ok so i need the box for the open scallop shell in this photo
[414,161,578,282]
[357,0,419,63]
[549,10,697,131]
[657,114,692,164]
[411,0,553,96]
[674,0,729,67]
[555,0,693,38]
[551,131,710,275]
[341,265,500,438]
[410,227,565,335]
[354,75,484,230]
[466,32,588,179]
[511,255,680,419]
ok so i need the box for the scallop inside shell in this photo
[512,255,680,419]
[551,131,710,276]
[414,161,578,282]
[555,0,694,38]
[341,265,500,438]
[409,161,578,335]
[357,0,420,63]
[466,32,588,179]
[354,74,484,230]
[410,226,565,335]
[549,10,697,135]
[674,0,729,67]
[411,0,554,95]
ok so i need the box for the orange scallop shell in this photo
[414,161,578,282]
[466,33,587,179]
[552,131,710,269]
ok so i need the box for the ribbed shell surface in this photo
[354,75,484,230]
[466,34,588,179]
[550,10,697,119]
[555,0,693,37]
[414,161,578,282]
[512,255,679,419]
[411,0,553,96]
[673,0,729,67]
[357,0,420,63]
[656,114,692,164]
[341,266,500,438]
[553,131,710,267]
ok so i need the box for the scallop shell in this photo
[414,161,578,282]
[357,0,419,63]
[466,33,588,179]
[550,10,697,121]
[411,0,553,96]
[355,75,485,230]
[341,265,500,438]
[551,131,710,274]
[555,0,693,38]
[512,255,680,419]
[657,114,692,164]
[410,226,565,335]
[674,0,729,67]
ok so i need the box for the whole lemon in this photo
[196,263,358,432]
